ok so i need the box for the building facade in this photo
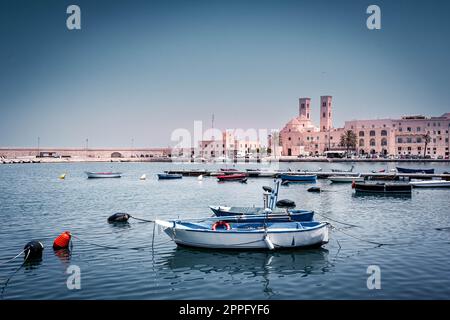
[280,96,450,158]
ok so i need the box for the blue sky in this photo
[1,0,449,147]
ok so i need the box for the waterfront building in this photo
[198,131,261,159]
[279,97,450,158]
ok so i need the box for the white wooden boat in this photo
[155,219,329,250]
[86,171,122,178]
[329,175,364,183]
[410,180,450,188]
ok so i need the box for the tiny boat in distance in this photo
[396,167,434,174]
[86,172,122,178]
[279,174,317,182]
[410,180,450,188]
[354,182,412,194]
[217,173,247,182]
[157,173,183,180]
[329,175,364,183]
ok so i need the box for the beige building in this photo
[280,96,450,158]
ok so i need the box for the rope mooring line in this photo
[0,249,25,267]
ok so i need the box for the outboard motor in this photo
[108,213,130,223]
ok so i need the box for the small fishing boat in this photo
[279,174,317,182]
[329,175,364,183]
[158,173,183,180]
[354,182,412,194]
[331,165,354,173]
[155,219,329,250]
[396,167,435,174]
[410,180,450,188]
[86,172,122,178]
[140,174,146,180]
[209,206,314,222]
[217,173,247,182]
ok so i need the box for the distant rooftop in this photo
[401,115,426,120]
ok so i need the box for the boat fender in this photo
[108,212,130,223]
[211,221,231,231]
[264,235,275,250]
[53,231,72,250]
[351,181,356,189]
[24,241,44,259]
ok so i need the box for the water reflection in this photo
[352,192,412,200]
[53,248,71,266]
[162,247,331,297]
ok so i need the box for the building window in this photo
[370,139,376,147]
[407,127,412,132]
[322,112,326,118]
[322,102,326,107]
[399,127,403,132]
[397,137,403,143]
[328,113,331,117]
[381,130,387,136]
[398,147,402,151]
[370,130,376,136]
[417,137,422,143]
[381,138,387,146]
[359,131,364,137]
[359,139,364,147]
[301,103,305,108]
[417,127,421,132]
[407,138,412,143]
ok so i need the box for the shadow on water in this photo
[161,247,332,296]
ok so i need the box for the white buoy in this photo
[140,174,146,180]
[197,175,203,181]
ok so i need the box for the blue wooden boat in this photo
[209,206,314,222]
[157,173,183,180]
[396,167,434,174]
[279,174,317,182]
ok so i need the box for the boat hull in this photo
[279,174,317,182]
[410,181,450,188]
[354,182,412,193]
[158,221,328,250]
[396,167,435,174]
[158,174,182,179]
[329,176,364,183]
[217,174,247,181]
[86,172,122,178]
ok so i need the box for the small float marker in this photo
[59,173,66,179]
[140,174,146,180]
[197,175,203,181]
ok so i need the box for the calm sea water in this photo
[0,161,449,300]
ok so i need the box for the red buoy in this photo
[351,181,356,189]
[53,231,72,250]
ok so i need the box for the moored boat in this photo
[329,175,364,183]
[354,182,412,194]
[155,219,329,250]
[86,172,122,178]
[410,180,450,188]
[279,174,317,182]
[396,167,435,174]
[209,206,314,222]
[157,173,183,180]
[217,173,247,182]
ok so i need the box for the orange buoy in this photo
[351,181,356,189]
[53,231,72,250]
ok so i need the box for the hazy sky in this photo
[1,0,449,148]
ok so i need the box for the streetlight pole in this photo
[37,136,40,157]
